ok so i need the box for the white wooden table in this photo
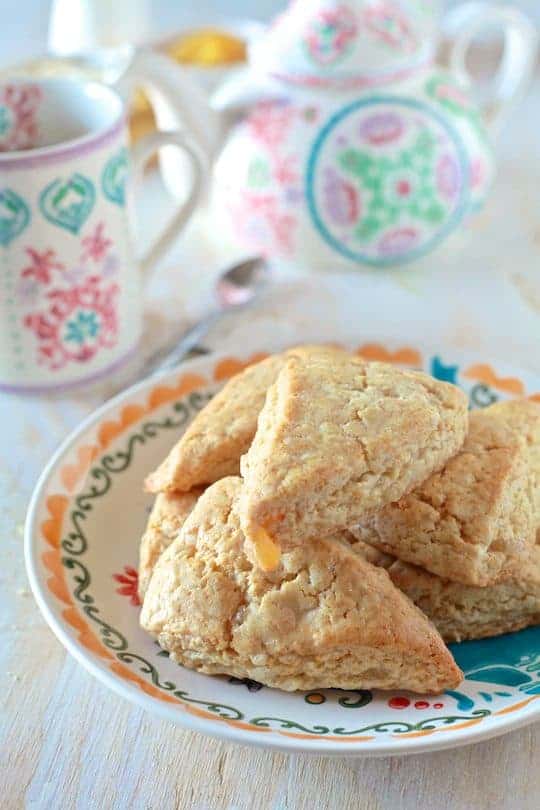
[2,69,540,810]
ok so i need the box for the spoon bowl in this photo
[144,256,269,375]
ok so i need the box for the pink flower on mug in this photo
[81,221,112,263]
[16,276,41,305]
[21,247,64,285]
[102,253,120,277]
[24,275,119,370]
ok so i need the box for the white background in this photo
[1,0,540,67]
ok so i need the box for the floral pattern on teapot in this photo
[214,66,494,267]
[154,0,534,270]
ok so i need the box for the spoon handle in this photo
[146,310,223,376]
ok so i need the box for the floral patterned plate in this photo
[25,340,540,756]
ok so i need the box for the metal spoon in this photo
[142,256,269,376]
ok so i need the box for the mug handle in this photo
[444,2,538,136]
[130,130,205,275]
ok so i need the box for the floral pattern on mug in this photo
[24,275,119,370]
[0,83,42,152]
[22,221,120,370]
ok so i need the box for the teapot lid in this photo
[252,0,439,89]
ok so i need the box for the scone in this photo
[138,490,201,598]
[140,477,462,694]
[351,401,539,586]
[145,345,345,494]
[350,539,540,642]
[239,353,468,570]
[488,400,540,523]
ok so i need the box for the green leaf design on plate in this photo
[0,188,30,246]
[39,172,95,234]
[102,147,128,206]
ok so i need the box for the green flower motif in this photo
[247,156,271,188]
[338,127,448,243]
[64,310,100,345]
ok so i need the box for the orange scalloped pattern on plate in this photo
[42,549,72,606]
[39,348,536,743]
[147,372,208,409]
[98,373,209,449]
[60,445,99,492]
[63,607,115,661]
[355,343,422,366]
[213,352,270,382]
[494,696,539,716]
[110,662,179,704]
[41,494,69,549]
[397,717,485,739]
[463,363,525,395]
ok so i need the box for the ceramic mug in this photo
[0,77,203,393]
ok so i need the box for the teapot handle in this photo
[444,2,538,137]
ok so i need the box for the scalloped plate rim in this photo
[24,341,540,757]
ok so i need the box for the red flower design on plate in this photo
[113,566,140,606]
[81,221,113,263]
[21,247,64,284]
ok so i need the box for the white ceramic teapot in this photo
[136,0,537,270]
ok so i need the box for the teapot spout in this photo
[210,66,283,113]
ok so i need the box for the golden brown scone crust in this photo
[351,402,539,586]
[488,400,540,532]
[145,345,346,494]
[239,353,468,565]
[350,537,540,643]
[138,490,202,599]
[140,477,462,694]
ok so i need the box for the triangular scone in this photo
[138,490,201,599]
[488,400,540,525]
[351,402,538,587]
[140,477,462,694]
[350,538,540,643]
[239,353,468,570]
[145,345,346,494]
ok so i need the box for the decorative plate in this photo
[25,340,540,757]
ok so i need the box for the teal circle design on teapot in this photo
[39,172,95,235]
[306,96,471,267]
[102,147,128,207]
[0,188,31,246]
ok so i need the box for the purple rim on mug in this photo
[0,342,139,395]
